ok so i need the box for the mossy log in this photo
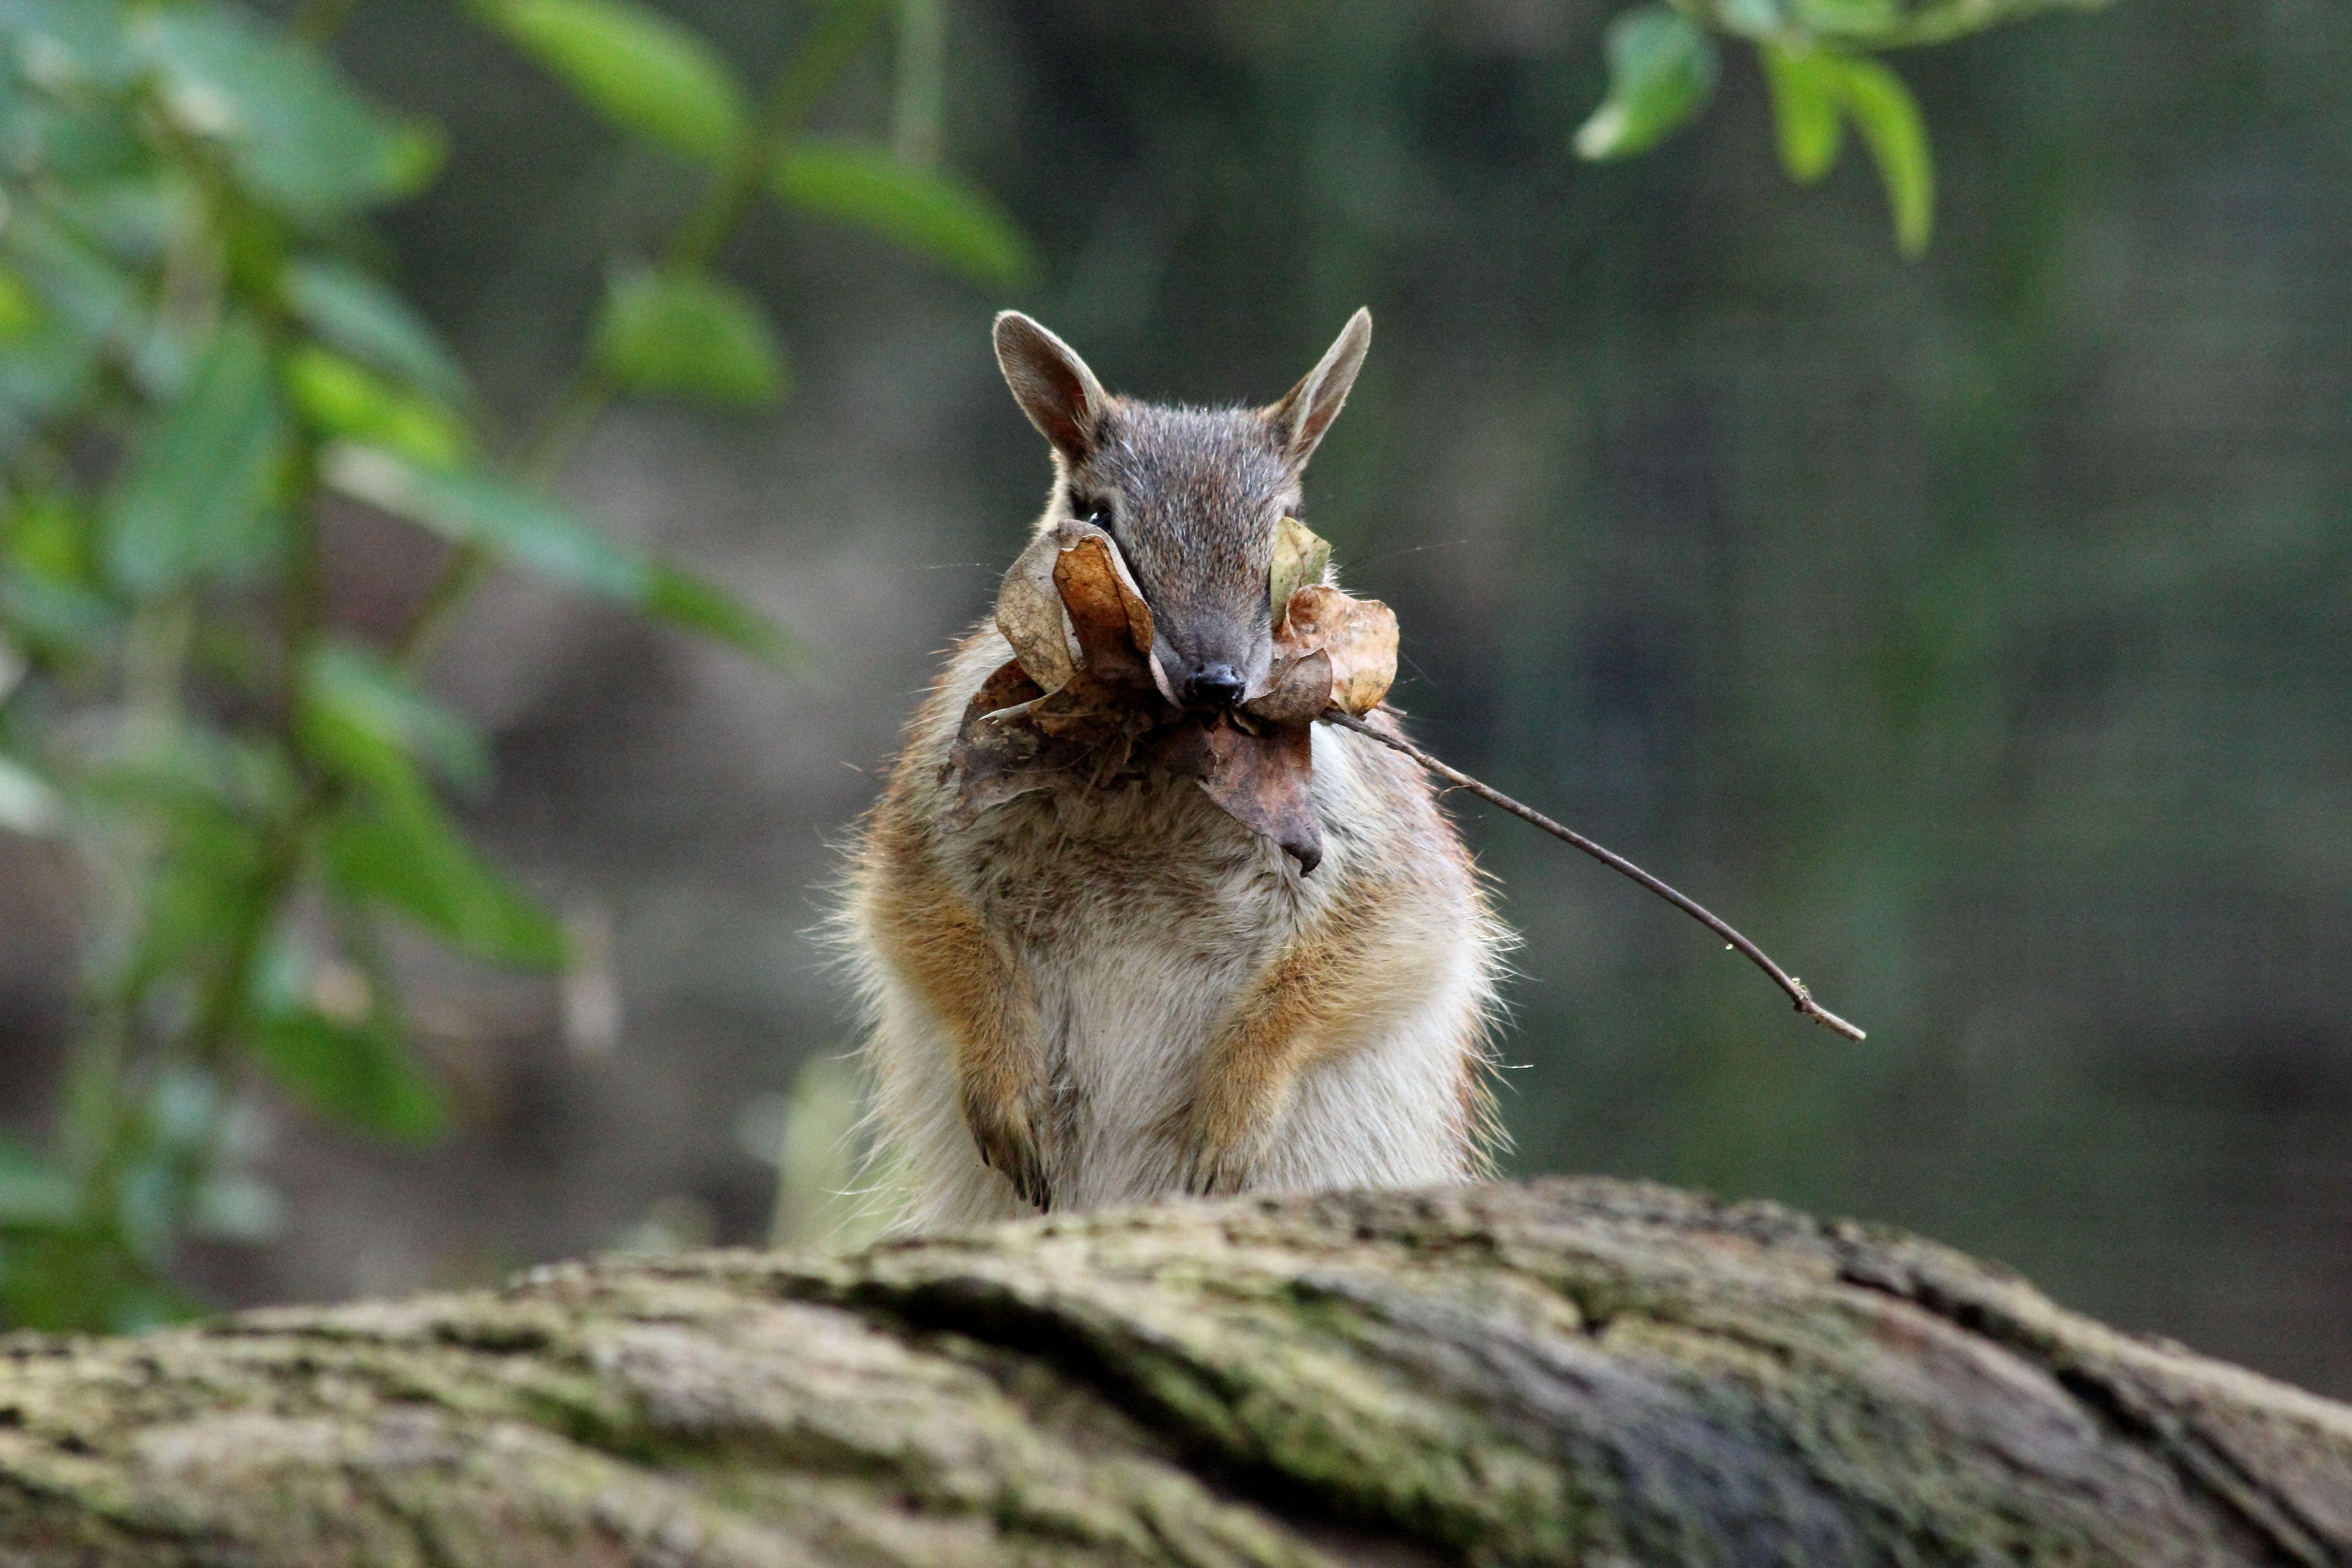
[4,1178,2350,1566]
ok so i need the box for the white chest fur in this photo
[863,637,1495,1230]
[942,770,1318,1207]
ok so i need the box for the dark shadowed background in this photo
[5,0,2348,1393]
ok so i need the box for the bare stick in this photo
[1321,709,1866,1042]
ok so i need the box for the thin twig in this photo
[666,0,890,271]
[1320,709,1866,1042]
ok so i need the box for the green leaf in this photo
[1831,53,1933,256]
[136,817,271,992]
[0,547,120,658]
[304,639,489,791]
[592,266,786,406]
[17,93,149,185]
[1574,5,1718,161]
[326,444,635,597]
[472,0,746,162]
[0,0,135,88]
[1793,0,1901,36]
[0,752,60,835]
[0,1224,197,1333]
[1759,42,1844,182]
[320,760,566,970]
[0,1137,75,1227]
[249,1008,446,1142]
[0,321,100,461]
[5,492,89,582]
[284,258,469,406]
[1710,0,1783,35]
[5,205,139,346]
[0,578,114,656]
[104,316,284,595]
[321,445,808,667]
[0,267,39,341]
[128,9,436,221]
[283,345,470,469]
[44,180,183,270]
[642,563,798,662]
[769,143,1035,286]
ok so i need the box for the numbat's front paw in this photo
[1179,1146,1250,1197]
[964,1086,1054,1210]
[1175,1111,1269,1198]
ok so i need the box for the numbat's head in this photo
[991,308,1372,710]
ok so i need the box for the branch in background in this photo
[4,1181,2345,1565]
[392,0,892,670]
[665,0,891,272]
[1322,709,1867,1042]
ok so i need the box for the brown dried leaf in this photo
[1052,527,1156,688]
[1277,585,1398,717]
[965,658,1046,725]
[1028,670,1150,745]
[945,662,1157,829]
[995,526,1080,691]
[957,523,1369,873]
[1244,648,1333,727]
[1156,720,1321,873]
[943,701,1059,827]
[1268,515,1331,628]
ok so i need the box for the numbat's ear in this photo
[994,312,1110,466]
[1265,307,1372,470]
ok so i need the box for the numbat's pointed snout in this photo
[1183,665,1246,708]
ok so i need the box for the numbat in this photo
[846,310,1509,1227]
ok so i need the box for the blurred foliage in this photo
[0,0,1026,1330]
[177,0,2325,1392]
[754,1055,879,1251]
[0,0,2144,1335]
[1578,0,2110,254]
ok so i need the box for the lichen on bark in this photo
[3,1178,2349,1565]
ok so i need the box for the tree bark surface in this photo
[3,1177,2349,1566]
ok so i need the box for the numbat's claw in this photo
[1175,1119,1261,1198]
[963,1083,1054,1211]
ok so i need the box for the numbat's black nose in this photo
[1183,665,1246,709]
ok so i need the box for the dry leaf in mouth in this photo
[1052,529,1158,691]
[950,523,1165,829]
[1268,514,1332,625]
[994,524,1082,691]
[943,667,1163,830]
[1154,718,1320,873]
[966,658,1047,720]
[951,517,1392,872]
[995,519,1170,698]
[1250,584,1398,720]
[1242,647,1333,727]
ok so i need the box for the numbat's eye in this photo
[1069,495,1111,528]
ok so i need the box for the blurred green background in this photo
[4,0,2349,1396]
